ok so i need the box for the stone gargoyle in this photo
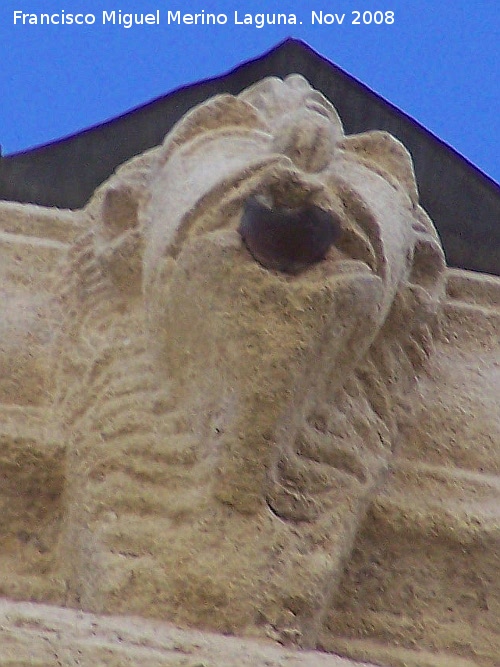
[0,75,498,667]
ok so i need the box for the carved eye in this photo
[238,196,342,274]
[305,100,332,120]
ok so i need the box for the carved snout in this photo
[238,195,342,274]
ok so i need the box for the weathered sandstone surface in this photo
[0,599,376,667]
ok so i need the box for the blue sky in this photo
[1,0,499,183]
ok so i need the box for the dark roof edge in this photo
[5,38,499,194]
[283,39,499,191]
